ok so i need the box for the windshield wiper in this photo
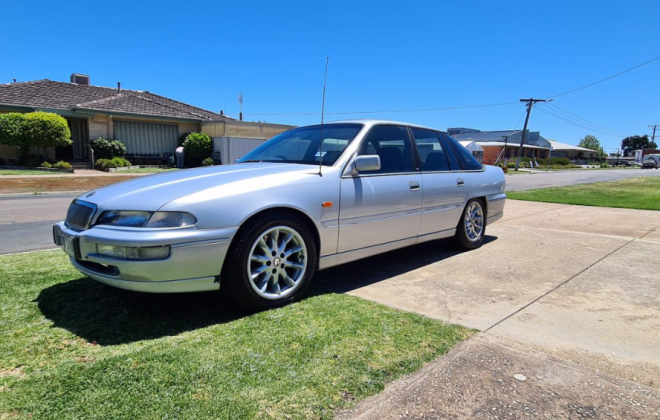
[239,160,262,163]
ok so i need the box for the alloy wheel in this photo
[464,201,484,242]
[247,226,308,300]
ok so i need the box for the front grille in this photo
[65,201,96,230]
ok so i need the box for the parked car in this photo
[53,120,506,309]
[642,154,660,169]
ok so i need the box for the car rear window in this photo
[442,134,483,171]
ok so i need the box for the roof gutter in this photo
[71,107,203,123]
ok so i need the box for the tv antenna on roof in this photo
[318,57,329,177]
[238,92,244,121]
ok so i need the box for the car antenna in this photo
[318,57,329,177]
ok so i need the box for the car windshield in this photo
[236,123,363,166]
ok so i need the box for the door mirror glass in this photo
[355,155,381,172]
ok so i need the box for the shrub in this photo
[40,161,53,168]
[202,157,215,166]
[600,163,610,168]
[183,132,212,167]
[95,159,111,170]
[178,132,191,147]
[52,161,72,170]
[90,137,127,160]
[0,112,71,163]
[110,157,131,168]
[0,158,5,166]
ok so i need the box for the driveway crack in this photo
[483,234,640,333]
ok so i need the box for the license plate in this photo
[61,232,77,258]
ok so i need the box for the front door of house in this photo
[56,119,87,160]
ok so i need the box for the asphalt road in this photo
[505,167,660,191]
[1,169,659,255]
[0,193,76,254]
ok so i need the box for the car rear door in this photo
[410,128,466,235]
[338,125,422,253]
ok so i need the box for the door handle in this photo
[456,178,465,187]
[409,181,420,191]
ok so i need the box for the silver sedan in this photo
[53,120,506,309]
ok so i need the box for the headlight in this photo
[145,212,197,228]
[95,211,197,228]
[96,211,151,227]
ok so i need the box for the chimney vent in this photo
[70,73,90,85]
[117,82,121,92]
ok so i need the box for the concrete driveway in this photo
[324,201,660,418]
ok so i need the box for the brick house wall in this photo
[482,146,503,164]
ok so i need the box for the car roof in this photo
[326,119,448,133]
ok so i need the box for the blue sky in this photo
[2,0,659,152]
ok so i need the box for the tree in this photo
[0,112,72,162]
[578,135,601,151]
[621,135,658,156]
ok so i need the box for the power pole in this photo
[515,98,552,170]
[650,125,658,144]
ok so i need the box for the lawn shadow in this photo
[36,236,496,346]
[315,236,497,293]
[35,279,248,346]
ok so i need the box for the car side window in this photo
[442,134,483,170]
[411,128,449,172]
[439,134,462,171]
[357,125,414,174]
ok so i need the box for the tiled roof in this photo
[0,79,224,121]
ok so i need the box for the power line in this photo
[246,101,519,116]
[535,105,630,137]
[548,53,660,99]
[546,102,628,136]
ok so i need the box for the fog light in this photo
[96,244,170,260]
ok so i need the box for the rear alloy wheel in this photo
[222,214,317,310]
[454,199,485,250]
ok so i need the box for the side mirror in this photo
[354,155,381,172]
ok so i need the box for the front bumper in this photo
[53,222,238,293]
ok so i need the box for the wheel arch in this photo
[229,206,321,257]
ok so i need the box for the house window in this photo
[540,150,546,158]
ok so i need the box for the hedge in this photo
[0,112,72,163]
[90,137,127,160]
[182,132,212,167]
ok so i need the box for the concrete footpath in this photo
[325,201,660,419]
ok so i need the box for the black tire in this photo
[454,199,486,250]
[221,213,318,310]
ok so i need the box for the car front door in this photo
[410,128,466,236]
[338,125,422,253]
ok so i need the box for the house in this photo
[0,74,293,164]
[449,128,551,164]
[546,140,597,160]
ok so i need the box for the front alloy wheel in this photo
[247,226,307,300]
[222,213,317,310]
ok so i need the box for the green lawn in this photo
[0,170,64,175]
[0,252,471,420]
[507,176,660,211]
[114,168,176,174]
